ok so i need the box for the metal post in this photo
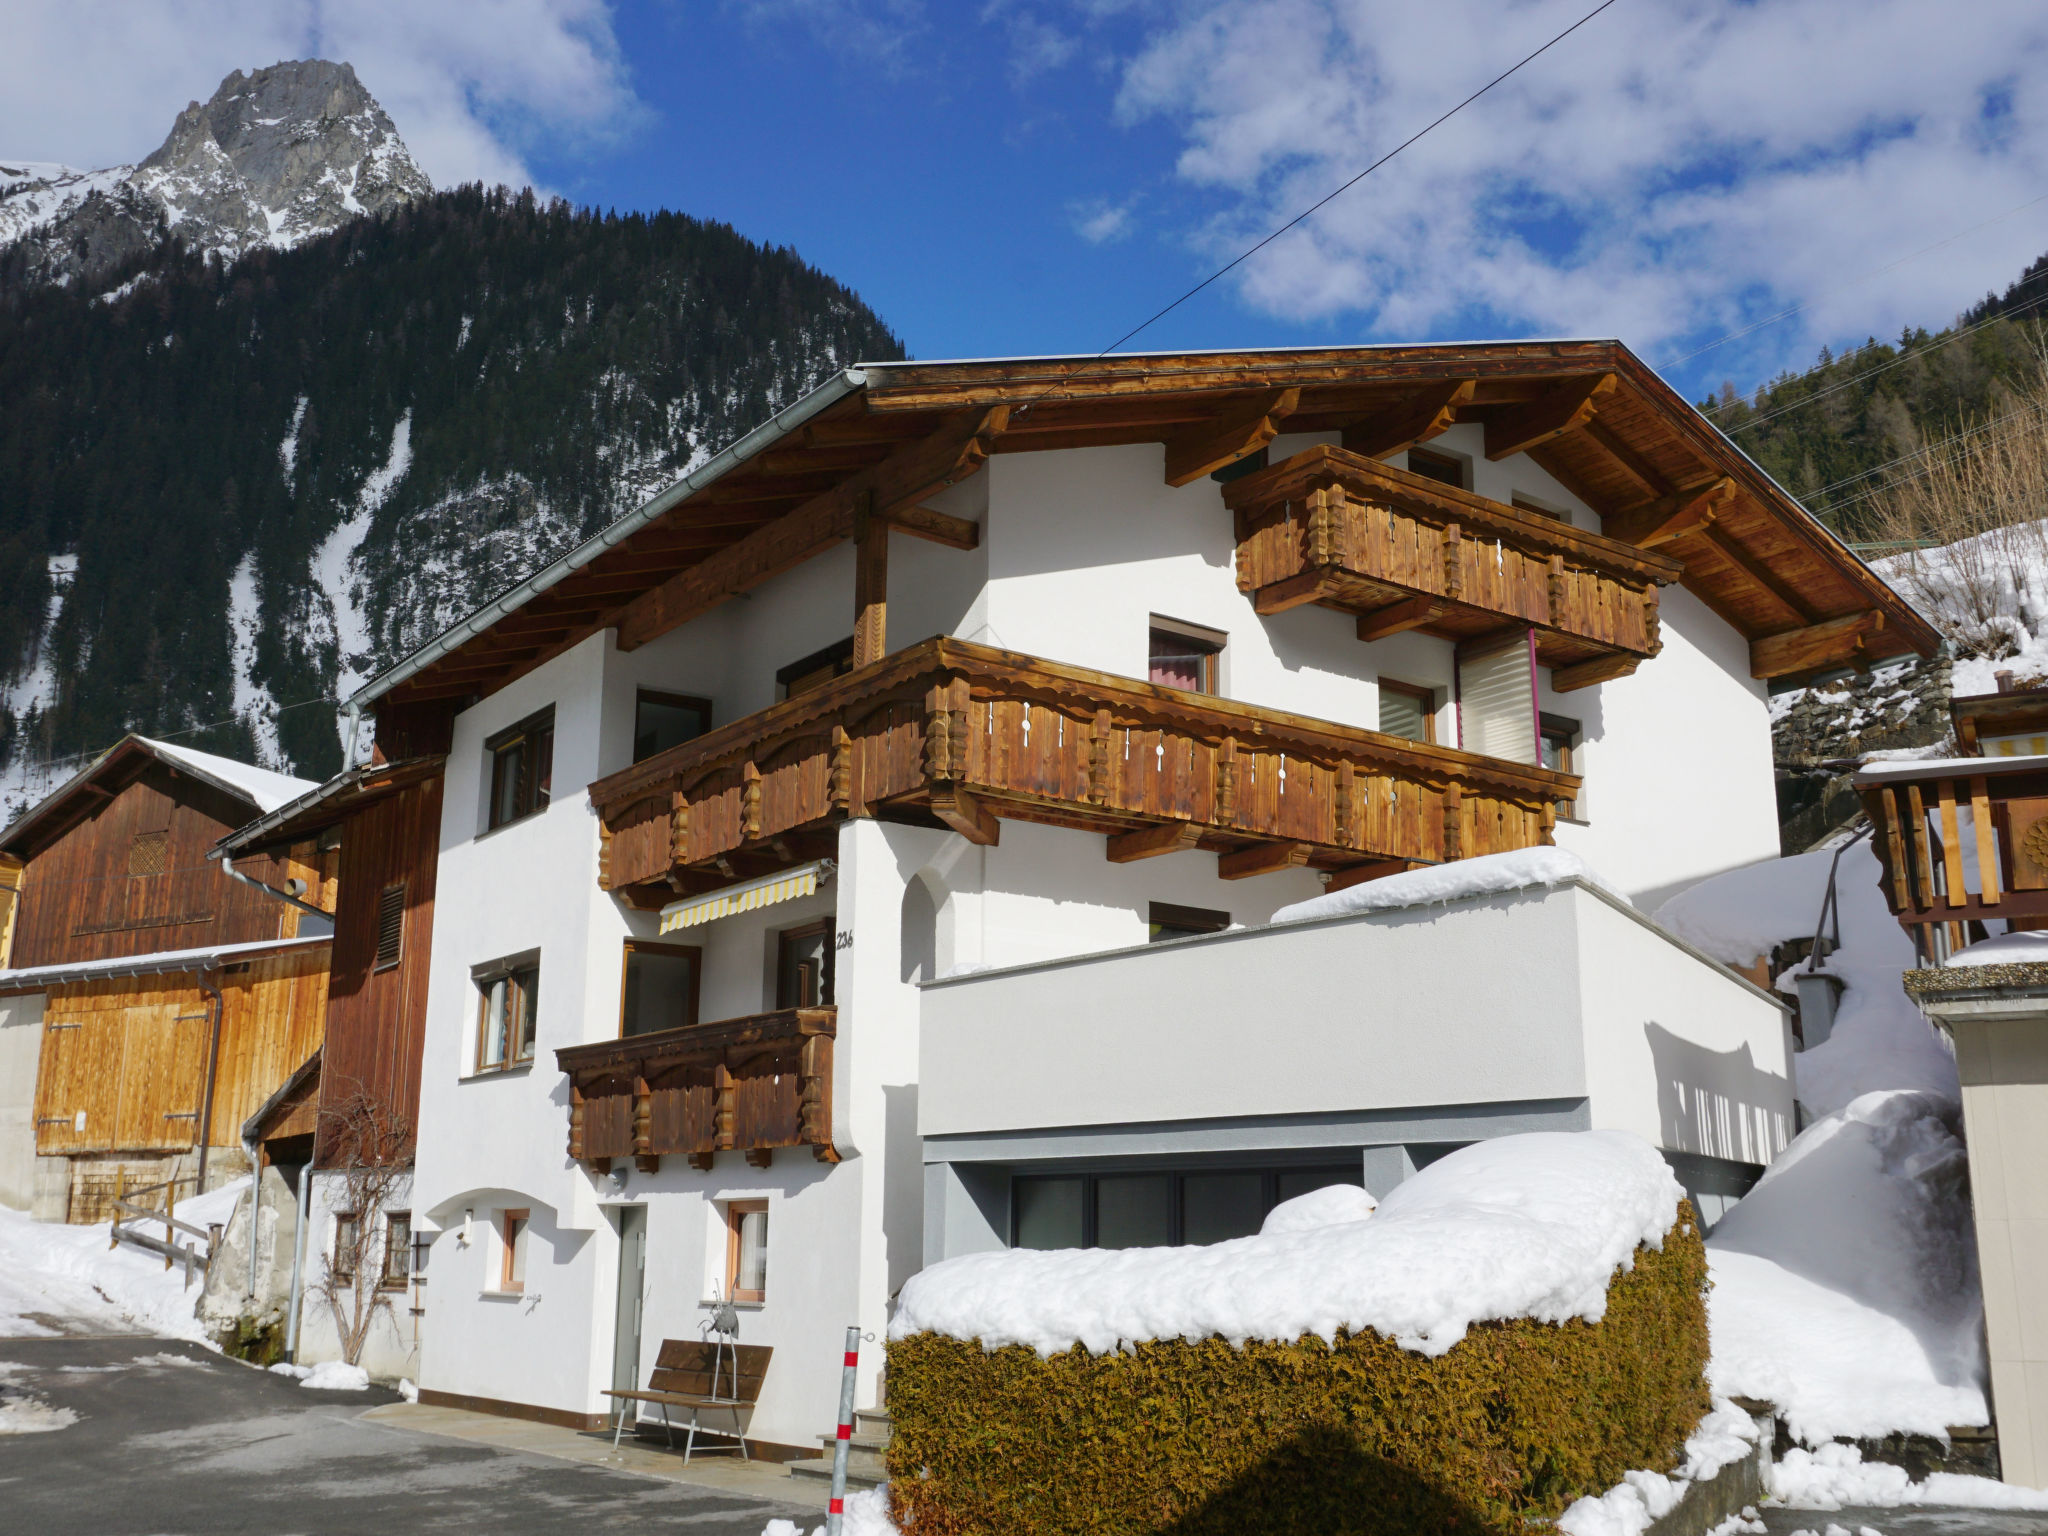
[286,1161,313,1360]
[826,1324,861,1536]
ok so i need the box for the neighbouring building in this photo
[273,342,1931,1451]
[0,736,328,1222]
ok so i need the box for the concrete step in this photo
[784,1406,892,1487]
[786,1452,888,1489]
[854,1408,892,1441]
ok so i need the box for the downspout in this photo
[242,1127,261,1304]
[220,854,331,922]
[286,1158,312,1361]
[194,972,225,1193]
[343,703,362,770]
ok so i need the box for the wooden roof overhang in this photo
[213,755,446,861]
[363,341,1938,719]
[1,735,260,861]
[1951,686,2048,754]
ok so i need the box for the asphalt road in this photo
[0,1336,815,1536]
[1757,1513,2048,1534]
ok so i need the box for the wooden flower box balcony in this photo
[590,636,1580,903]
[1224,445,1683,690]
[557,1008,838,1172]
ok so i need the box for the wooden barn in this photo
[0,736,332,1222]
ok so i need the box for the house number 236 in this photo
[835,929,854,951]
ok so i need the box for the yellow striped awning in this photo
[658,860,834,934]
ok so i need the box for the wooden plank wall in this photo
[318,772,443,1165]
[31,946,328,1156]
[12,765,322,968]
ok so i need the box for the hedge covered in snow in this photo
[883,1135,1710,1536]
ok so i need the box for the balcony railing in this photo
[589,636,1579,901]
[556,1008,837,1171]
[1225,446,1683,688]
[1854,757,2048,950]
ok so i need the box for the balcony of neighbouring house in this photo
[1854,755,2048,949]
[587,636,1581,907]
[1224,445,1684,690]
[556,1007,838,1172]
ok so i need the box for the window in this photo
[1377,680,1437,744]
[620,941,700,1037]
[474,953,540,1071]
[381,1213,412,1289]
[127,831,168,877]
[776,638,855,701]
[1541,712,1583,819]
[485,709,554,831]
[1012,1166,1362,1250]
[1405,446,1468,489]
[776,920,833,1009]
[498,1209,530,1293]
[1512,493,1567,521]
[1148,902,1230,944]
[634,690,711,763]
[1148,619,1224,695]
[333,1212,360,1281]
[724,1200,769,1303]
[373,883,405,970]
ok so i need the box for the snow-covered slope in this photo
[0,60,429,292]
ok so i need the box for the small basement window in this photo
[1148,902,1230,943]
[724,1200,769,1304]
[373,883,405,971]
[1148,618,1225,695]
[777,639,855,701]
[1405,446,1468,489]
[485,708,554,831]
[1377,680,1437,744]
[633,690,711,763]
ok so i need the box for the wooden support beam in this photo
[1484,373,1617,461]
[1600,477,1735,548]
[1576,417,1672,500]
[1972,775,2002,906]
[1699,527,1816,629]
[615,407,1007,651]
[1252,571,1332,616]
[1162,387,1301,487]
[1218,841,1313,880]
[881,502,980,550]
[1551,652,1641,693]
[1356,595,1447,642]
[1323,858,1425,894]
[1341,379,1475,459]
[1749,610,1885,679]
[1106,821,1203,862]
[929,785,1000,846]
[853,494,888,667]
[1939,780,1967,910]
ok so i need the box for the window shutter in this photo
[127,831,168,877]
[374,883,405,969]
[1456,632,1538,764]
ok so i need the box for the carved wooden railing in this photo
[557,1009,837,1172]
[589,636,1579,901]
[1856,758,2048,941]
[1225,445,1683,691]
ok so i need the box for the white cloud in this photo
[1109,0,2048,386]
[0,0,640,190]
[1072,195,1137,243]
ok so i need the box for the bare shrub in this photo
[1871,348,2048,661]
[312,1088,410,1368]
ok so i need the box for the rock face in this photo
[0,60,429,291]
[1773,654,1955,852]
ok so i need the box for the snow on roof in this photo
[1944,929,2048,968]
[889,1131,1684,1358]
[1270,846,1616,925]
[1854,751,2048,782]
[139,738,317,812]
[0,935,328,993]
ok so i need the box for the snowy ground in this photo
[0,1177,243,1343]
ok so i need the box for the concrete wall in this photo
[0,991,41,1211]
[291,1169,420,1381]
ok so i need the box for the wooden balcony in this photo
[1225,445,1683,690]
[589,636,1580,903]
[556,1008,837,1171]
[1855,756,2048,949]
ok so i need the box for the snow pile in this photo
[1945,928,2048,966]
[1706,1090,1984,1443]
[891,1132,1684,1357]
[1258,1182,1376,1234]
[1772,1440,2048,1511]
[0,1362,78,1436]
[762,1489,898,1536]
[0,1176,247,1342]
[1556,1398,1760,1536]
[1654,842,1957,1114]
[298,1360,370,1391]
[1875,520,2048,695]
[1273,846,1615,925]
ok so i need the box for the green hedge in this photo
[886,1210,1708,1536]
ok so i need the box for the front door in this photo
[610,1206,647,1420]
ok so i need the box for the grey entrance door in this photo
[610,1206,647,1420]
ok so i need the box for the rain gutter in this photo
[346,367,870,711]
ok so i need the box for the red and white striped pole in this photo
[826,1323,861,1536]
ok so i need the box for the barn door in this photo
[1456,629,1539,764]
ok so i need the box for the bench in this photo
[604,1339,773,1462]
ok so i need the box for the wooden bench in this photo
[603,1339,773,1462]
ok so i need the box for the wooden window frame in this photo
[373,882,406,972]
[1511,492,1568,521]
[498,1208,530,1294]
[618,939,702,1039]
[1147,616,1226,696]
[775,919,835,1010]
[1405,445,1469,490]
[633,689,713,765]
[776,638,856,701]
[472,951,541,1073]
[1377,678,1438,744]
[381,1212,412,1290]
[1540,712,1583,819]
[1148,901,1230,943]
[484,707,556,833]
[724,1199,769,1304]
[333,1211,360,1283]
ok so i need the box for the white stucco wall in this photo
[0,991,42,1211]
[292,1169,421,1381]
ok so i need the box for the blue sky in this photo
[12,0,2048,404]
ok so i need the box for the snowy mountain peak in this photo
[0,60,430,291]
